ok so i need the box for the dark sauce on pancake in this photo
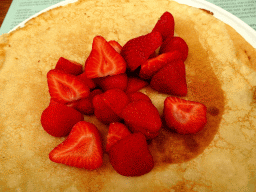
[148,18,225,166]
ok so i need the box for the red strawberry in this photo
[108,40,122,53]
[49,121,103,170]
[159,36,189,61]
[67,89,103,115]
[125,77,149,94]
[93,73,128,91]
[121,32,162,71]
[88,89,103,100]
[102,89,129,116]
[164,97,207,134]
[85,36,126,78]
[68,98,94,115]
[109,132,154,176]
[152,11,175,41]
[55,57,83,75]
[41,100,84,137]
[121,100,162,139]
[77,72,96,89]
[47,69,90,103]
[106,122,131,152]
[127,92,152,103]
[139,50,183,79]
[150,60,187,96]
[92,94,122,124]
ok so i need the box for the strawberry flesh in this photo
[85,36,126,78]
[47,69,90,103]
[108,40,122,53]
[164,97,207,134]
[159,36,189,61]
[106,122,131,152]
[55,57,83,75]
[49,121,103,170]
[139,50,183,79]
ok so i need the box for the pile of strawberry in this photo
[40,12,207,176]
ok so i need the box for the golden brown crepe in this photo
[0,0,256,191]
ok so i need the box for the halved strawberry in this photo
[127,92,152,103]
[121,100,162,139]
[77,72,96,89]
[47,69,90,103]
[108,40,122,53]
[92,94,122,124]
[84,36,126,78]
[67,89,103,115]
[152,11,175,41]
[139,50,183,79]
[93,73,128,91]
[125,77,149,94]
[109,132,154,176]
[41,99,84,137]
[49,121,103,170]
[106,122,131,152]
[150,60,187,96]
[55,57,83,75]
[120,32,162,71]
[164,97,207,134]
[159,36,189,61]
[102,88,129,116]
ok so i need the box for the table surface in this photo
[0,0,13,28]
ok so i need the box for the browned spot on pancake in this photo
[253,86,256,101]
[200,8,214,15]
[208,106,220,116]
[149,18,225,166]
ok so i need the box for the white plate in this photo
[9,0,256,48]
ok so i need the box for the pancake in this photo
[0,0,256,191]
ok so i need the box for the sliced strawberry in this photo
[159,36,189,61]
[121,100,162,139]
[108,40,122,53]
[49,121,103,170]
[93,73,128,91]
[125,77,149,94]
[92,94,122,124]
[69,98,94,115]
[120,32,162,71]
[106,122,131,152]
[109,132,154,176]
[150,60,187,96]
[67,89,103,115]
[152,11,175,41]
[47,69,90,103]
[41,99,84,137]
[164,97,207,134]
[85,36,126,78]
[127,92,152,103]
[77,72,96,89]
[139,50,183,79]
[55,57,83,76]
[102,88,129,116]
